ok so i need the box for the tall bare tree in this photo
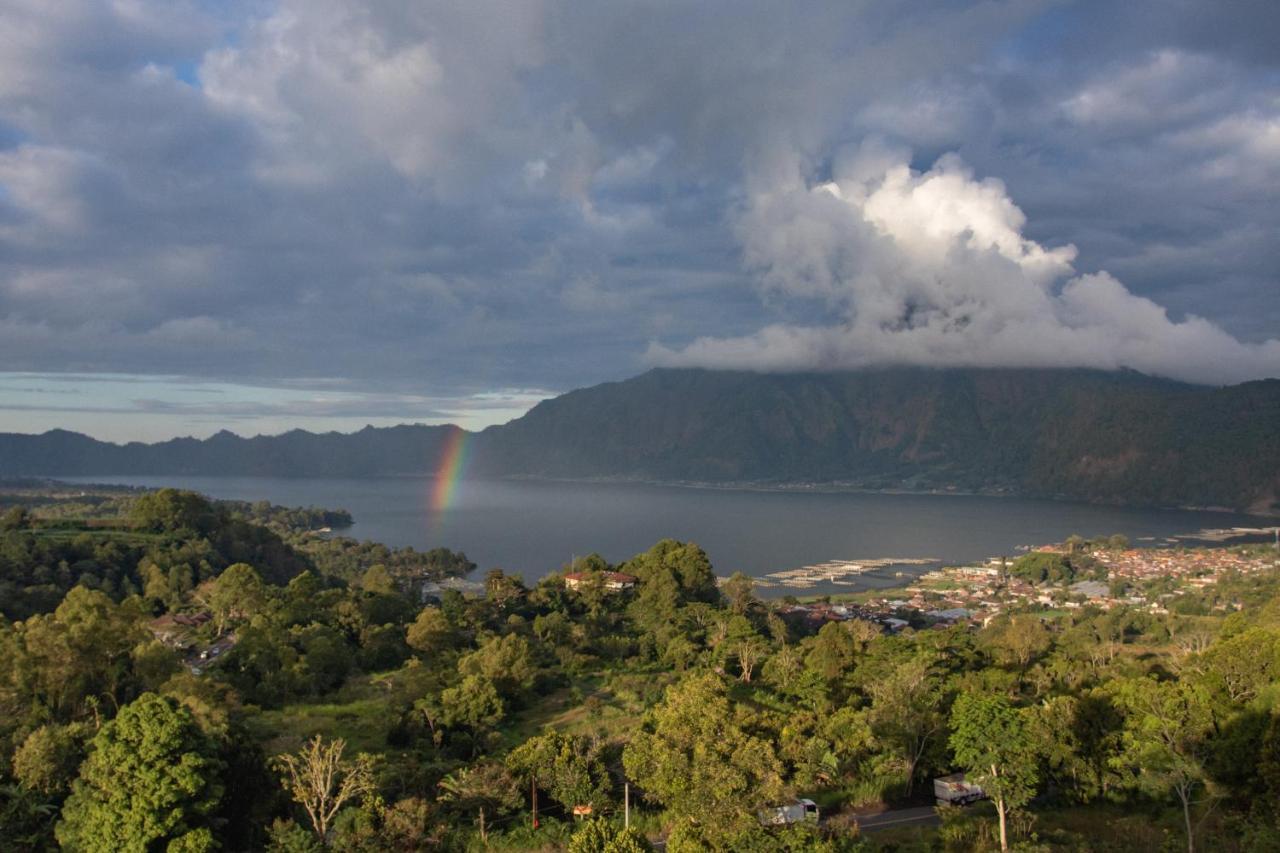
[276,735,376,840]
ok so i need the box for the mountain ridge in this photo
[2,367,1278,513]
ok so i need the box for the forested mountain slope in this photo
[475,368,1280,513]
[3,368,1278,512]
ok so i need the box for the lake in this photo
[65,475,1269,596]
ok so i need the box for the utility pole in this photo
[624,781,630,830]
[532,773,539,829]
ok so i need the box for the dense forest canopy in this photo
[1,483,1279,850]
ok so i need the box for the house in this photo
[148,611,211,647]
[564,571,638,592]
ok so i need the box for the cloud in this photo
[199,0,550,188]
[0,1,1278,441]
[650,145,1280,385]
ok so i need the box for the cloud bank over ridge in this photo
[1,1,1278,437]
[652,144,1280,385]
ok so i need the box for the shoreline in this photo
[46,470,1279,520]
[493,473,1280,519]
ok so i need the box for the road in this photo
[855,805,941,832]
[648,805,939,848]
[185,633,238,674]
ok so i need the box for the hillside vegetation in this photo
[3,486,1280,851]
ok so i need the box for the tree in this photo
[133,640,183,692]
[436,761,521,846]
[622,673,784,845]
[985,615,1051,674]
[624,540,719,628]
[376,796,443,852]
[405,607,454,655]
[722,572,755,615]
[1199,628,1280,703]
[56,693,224,852]
[804,620,879,695]
[949,693,1039,852]
[507,731,612,813]
[568,817,654,853]
[9,587,148,719]
[208,562,266,635]
[866,655,945,794]
[484,569,527,612]
[298,625,354,695]
[360,564,397,595]
[1010,552,1076,584]
[275,735,377,841]
[458,634,537,699]
[1111,677,1216,853]
[733,637,768,683]
[130,489,221,535]
[1,505,31,530]
[440,675,506,736]
[12,722,90,796]
[267,818,324,852]
[1025,692,1123,802]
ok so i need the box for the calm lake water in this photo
[66,475,1268,596]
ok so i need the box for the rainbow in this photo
[429,427,470,516]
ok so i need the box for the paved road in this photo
[855,805,941,832]
[649,805,940,847]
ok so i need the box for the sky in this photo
[0,0,1277,442]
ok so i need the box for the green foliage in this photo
[458,633,538,700]
[436,760,521,842]
[440,675,506,732]
[864,653,946,794]
[1109,675,1216,852]
[56,693,224,852]
[1200,628,1280,702]
[298,538,475,587]
[949,692,1039,850]
[1,505,32,530]
[1009,551,1105,585]
[207,561,266,634]
[507,731,612,812]
[623,540,719,629]
[623,673,785,845]
[568,817,654,853]
[266,818,324,852]
[405,606,455,655]
[223,500,352,534]
[11,722,91,796]
[359,563,397,595]
[1,586,150,722]
[8,481,1280,852]
[131,489,221,536]
[982,614,1052,672]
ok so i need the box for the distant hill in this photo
[0,423,459,477]
[3,368,1278,513]
[474,368,1280,513]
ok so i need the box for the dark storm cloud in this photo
[0,0,1276,436]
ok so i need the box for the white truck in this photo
[759,798,820,826]
[934,773,985,806]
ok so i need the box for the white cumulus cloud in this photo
[651,143,1280,384]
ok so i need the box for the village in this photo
[777,539,1280,633]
